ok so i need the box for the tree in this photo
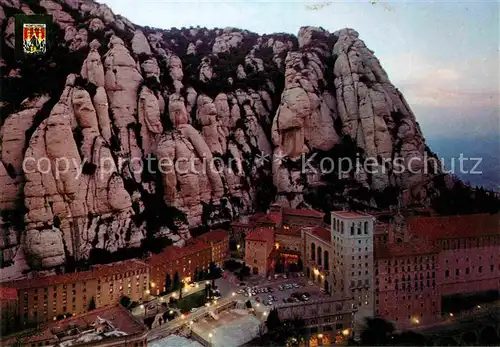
[172,271,180,290]
[179,281,185,299]
[208,262,218,279]
[199,269,206,280]
[360,317,394,346]
[165,273,172,293]
[266,308,281,332]
[119,296,131,309]
[88,297,96,311]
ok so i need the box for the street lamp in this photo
[208,332,214,347]
[237,244,241,250]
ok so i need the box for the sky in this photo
[99,0,499,139]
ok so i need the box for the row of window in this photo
[332,219,370,236]
[444,264,496,277]
[440,235,499,250]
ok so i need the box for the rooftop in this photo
[255,211,282,224]
[408,213,500,240]
[0,259,148,291]
[375,240,439,259]
[2,305,147,346]
[332,210,373,219]
[198,229,229,243]
[246,227,275,244]
[283,207,324,218]
[305,226,331,243]
[147,239,210,266]
[0,287,17,301]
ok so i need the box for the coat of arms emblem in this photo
[23,23,46,55]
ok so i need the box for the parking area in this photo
[232,274,329,307]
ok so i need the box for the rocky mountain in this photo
[1,0,496,280]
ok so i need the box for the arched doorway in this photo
[324,280,329,293]
[252,267,258,275]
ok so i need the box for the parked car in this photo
[239,283,246,286]
[293,283,299,288]
[190,308,198,313]
[303,292,311,298]
[237,289,244,294]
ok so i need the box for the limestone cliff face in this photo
[0,0,443,278]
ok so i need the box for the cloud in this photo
[381,52,499,108]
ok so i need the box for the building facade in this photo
[0,287,18,335]
[329,211,375,329]
[244,227,275,275]
[198,229,230,267]
[0,259,149,327]
[374,213,500,330]
[147,239,212,296]
[375,241,441,330]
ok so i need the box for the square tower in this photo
[331,211,375,331]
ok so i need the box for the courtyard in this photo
[191,308,262,347]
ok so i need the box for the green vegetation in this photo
[175,291,208,313]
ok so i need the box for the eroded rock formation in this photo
[0,0,450,278]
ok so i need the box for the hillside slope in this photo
[1,0,494,279]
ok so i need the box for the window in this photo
[317,246,322,266]
[364,221,368,234]
[456,269,460,276]
[445,270,449,278]
[479,266,483,273]
[311,243,316,261]
[324,251,329,270]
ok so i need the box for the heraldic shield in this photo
[23,23,46,55]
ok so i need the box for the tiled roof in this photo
[255,212,282,224]
[375,240,439,259]
[246,227,275,244]
[198,229,229,243]
[408,213,500,240]
[283,207,324,218]
[332,210,372,218]
[147,239,210,266]
[0,259,148,291]
[5,305,146,345]
[307,226,331,243]
[0,287,17,301]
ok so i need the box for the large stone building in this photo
[375,213,500,330]
[147,239,212,296]
[302,211,376,334]
[197,229,230,267]
[1,305,148,347]
[244,227,275,275]
[0,259,149,327]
